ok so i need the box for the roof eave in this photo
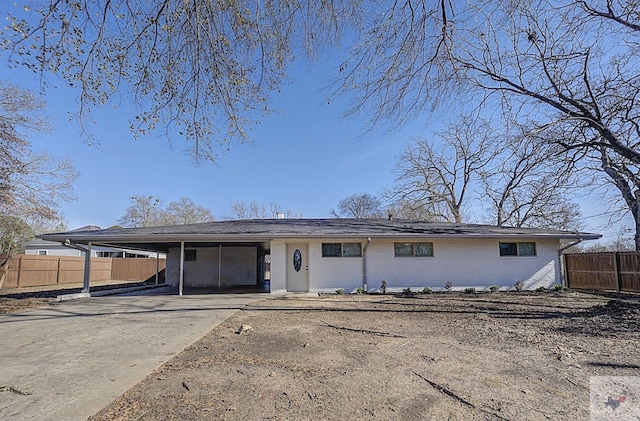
[40,232,602,243]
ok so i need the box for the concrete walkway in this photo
[0,289,266,420]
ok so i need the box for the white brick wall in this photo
[308,240,363,293]
[270,240,287,293]
[271,237,561,293]
[364,238,560,292]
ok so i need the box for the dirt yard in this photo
[0,280,158,314]
[83,292,638,420]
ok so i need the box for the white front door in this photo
[286,243,308,292]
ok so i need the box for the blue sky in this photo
[7,59,421,225]
[3,44,630,244]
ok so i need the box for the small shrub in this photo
[422,287,432,294]
[355,287,365,294]
[553,284,564,291]
[464,287,476,294]
[535,286,546,292]
[380,280,387,294]
[445,280,453,292]
[336,288,345,295]
[489,285,499,293]
[514,280,524,292]
[402,287,412,295]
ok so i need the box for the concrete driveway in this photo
[0,288,266,420]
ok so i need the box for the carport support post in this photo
[82,242,92,293]
[155,254,159,286]
[179,241,185,296]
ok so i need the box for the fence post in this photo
[615,252,623,293]
[16,255,22,288]
[56,257,60,285]
[563,254,569,289]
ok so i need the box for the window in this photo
[394,242,434,257]
[342,243,362,257]
[97,251,124,258]
[184,249,197,261]
[321,243,362,257]
[322,243,342,257]
[499,242,536,256]
[518,242,537,256]
[38,250,47,256]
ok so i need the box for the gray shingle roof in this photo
[40,218,601,243]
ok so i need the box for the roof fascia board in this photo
[49,232,602,243]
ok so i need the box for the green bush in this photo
[335,288,345,295]
[422,287,432,294]
[535,286,546,292]
[464,287,476,294]
[489,285,499,293]
[402,287,412,295]
[552,284,564,291]
[355,287,365,294]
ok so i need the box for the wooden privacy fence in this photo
[564,252,640,293]
[0,254,166,289]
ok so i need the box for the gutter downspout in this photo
[558,239,583,289]
[362,238,372,292]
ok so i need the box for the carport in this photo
[39,224,273,295]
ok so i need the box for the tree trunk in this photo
[0,253,14,290]
[600,150,640,251]
[634,205,640,252]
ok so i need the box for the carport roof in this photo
[39,218,601,252]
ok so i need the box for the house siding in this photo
[271,237,561,293]
[270,240,287,293]
[25,247,83,257]
[308,240,363,292]
[365,238,559,291]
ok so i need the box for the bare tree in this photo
[1,1,354,161]
[118,195,214,227]
[228,201,267,219]
[0,81,76,288]
[117,195,162,228]
[0,217,33,255]
[383,198,439,221]
[388,118,494,223]
[331,1,640,248]
[331,193,383,218]
[480,130,583,230]
[163,197,214,225]
[226,200,301,219]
